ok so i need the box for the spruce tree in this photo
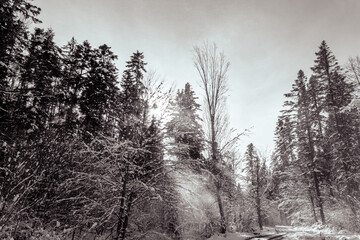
[244,143,267,230]
[119,51,147,140]
[61,38,88,131]
[0,0,41,106]
[274,70,326,224]
[294,70,325,224]
[311,41,359,217]
[21,28,62,133]
[114,51,148,240]
[307,75,334,197]
[0,1,40,143]
[79,42,119,140]
[166,82,204,170]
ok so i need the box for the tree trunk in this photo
[210,113,227,234]
[215,182,226,233]
[308,188,318,223]
[279,210,288,225]
[256,188,263,230]
[313,92,335,199]
[305,117,325,224]
[210,114,217,164]
[312,170,325,224]
[120,193,134,240]
[71,229,76,240]
[193,43,230,235]
[115,171,128,240]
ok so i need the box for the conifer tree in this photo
[274,70,326,224]
[61,38,90,131]
[244,143,267,230]
[79,42,119,140]
[294,70,325,224]
[119,51,146,139]
[0,0,41,110]
[311,41,359,217]
[307,75,334,197]
[273,115,296,169]
[20,28,62,133]
[114,51,149,240]
[167,82,204,170]
[271,115,297,223]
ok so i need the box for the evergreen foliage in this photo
[1,1,359,238]
[0,2,176,239]
[272,41,360,230]
[166,82,204,170]
[244,143,268,230]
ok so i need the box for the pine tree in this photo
[79,42,119,141]
[0,0,41,101]
[294,70,325,224]
[274,70,326,224]
[19,28,62,135]
[307,75,335,197]
[271,115,297,224]
[244,143,267,230]
[166,82,204,170]
[61,38,88,131]
[272,41,360,229]
[0,0,41,144]
[311,41,359,217]
[273,115,296,169]
[119,51,147,140]
[114,51,148,240]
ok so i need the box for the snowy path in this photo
[208,225,360,240]
[245,233,287,239]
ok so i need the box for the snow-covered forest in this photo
[1,1,360,239]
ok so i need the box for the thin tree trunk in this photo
[210,113,227,233]
[193,43,230,235]
[120,193,134,240]
[305,111,325,224]
[312,91,335,198]
[279,210,288,225]
[256,189,263,230]
[115,170,128,240]
[308,188,318,223]
[71,229,76,240]
[312,169,325,224]
[215,183,226,233]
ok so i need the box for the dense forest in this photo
[1,1,360,239]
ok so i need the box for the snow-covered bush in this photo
[326,206,359,232]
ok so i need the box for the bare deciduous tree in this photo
[347,56,360,85]
[345,57,360,109]
[193,42,230,233]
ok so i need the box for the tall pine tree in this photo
[166,82,204,170]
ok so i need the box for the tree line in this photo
[0,1,245,239]
[0,1,177,239]
[1,1,360,239]
[271,41,360,229]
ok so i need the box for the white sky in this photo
[34,0,360,153]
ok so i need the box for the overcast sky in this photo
[34,0,360,153]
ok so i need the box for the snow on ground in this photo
[285,232,360,240]
[208,232,253,240]
[207,226,360,240]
